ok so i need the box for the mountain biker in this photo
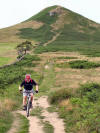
[19,74,39,110]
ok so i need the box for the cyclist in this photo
[19,74,39,110]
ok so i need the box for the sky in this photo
[0,0,100,29]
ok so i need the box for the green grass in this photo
[17,114,29,133]
[69,60,100,69]
[43,121,54,133]
[55,62,69,68]
[57,23,100,41]
[0,57,11,66]
[35,41,100,57]
[0,111,13,133]
[18,25,55,44]
[31,106,44,119]
[0,43,17,66]
[39,62,56,95]
[27,6,57,23]
[47,106,58,113]
[0,43,17,55]
[1,82,22,110]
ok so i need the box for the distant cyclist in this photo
[19,74,39,110]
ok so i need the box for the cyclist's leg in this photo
[23,95,27,106]
[30,89,34,104]
[23,89,27,110]
[30,93,33,103]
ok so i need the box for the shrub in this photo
[78,83,100,102]
[49,88,72,104]
[69,60,100,69]
[57,56,77,59]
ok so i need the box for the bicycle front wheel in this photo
[26,99,30,117]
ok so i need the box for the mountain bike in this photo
[26,91,38,117]
[20,90,38,117]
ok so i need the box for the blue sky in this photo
[0,0,99,29]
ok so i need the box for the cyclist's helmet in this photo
[25,74,31,81]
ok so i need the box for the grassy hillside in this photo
[0,5,100,44]
[16,6,100,44]
[0,5,99,57]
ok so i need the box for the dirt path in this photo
[17,110,44,133]
[44,32,60,46]
[17,96,65,133]
[34,96,65,133]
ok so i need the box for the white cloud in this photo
[0,0,100,29]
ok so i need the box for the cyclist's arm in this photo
[32,80,39,91]
[36,85,39,91]
[19,81,24,91]
[19,86,22,91]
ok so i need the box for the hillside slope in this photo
[0,5,100,43]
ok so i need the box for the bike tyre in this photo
[26,100,30,117]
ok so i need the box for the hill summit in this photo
[0,5,100,43]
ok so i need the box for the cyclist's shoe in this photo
[23,105,27,111]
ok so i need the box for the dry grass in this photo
[3,98,16,111]
[59,99,73,111]
[88,20,100,28]
[0,98,16,113]
[0,20,43,43]
[55,67,100,89]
